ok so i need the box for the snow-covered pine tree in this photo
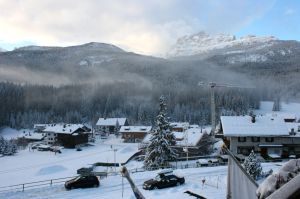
[144,96,177,169]
[243,150,262,180]
[0,137,17,156]
[0,136,5,154]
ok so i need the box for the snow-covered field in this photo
[0,136,139,187]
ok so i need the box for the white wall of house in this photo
[44,132,57,145]
[230,136,300,155]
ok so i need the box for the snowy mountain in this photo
[0,39,300,98]
[167,31,277,58]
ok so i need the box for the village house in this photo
[33,124,49,133]
[119,126,152,143]
[141,125,210,158]
[170,122,189,132]
[43,124,91,148]
[95,118,128,134]
[20,131,46,142]
[217,114,300,159]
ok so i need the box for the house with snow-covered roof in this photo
[170,122,189,132]
[20,130,46,142]
[43,123,91,148]
[218,114,300,159]
[119,126,152,143]
[95,118,128,134]
[33,124,49,133]
[142,126,207,147]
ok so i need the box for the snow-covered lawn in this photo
[0,135,139,187]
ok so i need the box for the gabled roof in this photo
[21,132,45,140]
[170,122,189,128]
[119,126,152,133]
[221,115,291,137]
[33,124,48,128]
[143,127,206,146]
[43,124,90,134]
[96,118,127,126]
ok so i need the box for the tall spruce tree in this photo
[243,150,262,180]
[144,96,177,169]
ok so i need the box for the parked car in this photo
[77,167,93,175]
[143,170,185,190]
[65,175,99,190]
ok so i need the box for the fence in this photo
[0,176,77,193]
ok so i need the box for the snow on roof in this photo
[170,122,189,129]
[197,159,209,164]
[43,124,89,134]
[173,131,185,140]
[143,127,204,146]
[96,118,127,126]
[175,127,204,146]
[119,126,152,133]
[21,132,45,140]
[221,115,290,137]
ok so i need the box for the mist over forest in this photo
[0,41,299,128]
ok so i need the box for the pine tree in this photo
[0,136,5,154]
[243,150,262,180]
[144,96,177,169]
[0,136,17,156]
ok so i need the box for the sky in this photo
[0,0,299,55]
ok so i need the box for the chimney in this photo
[251,115,256,123]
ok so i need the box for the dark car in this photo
[143,170,185,190]
[77,167,93,175]
[65,175,99,190]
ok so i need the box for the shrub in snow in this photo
[144,96,177,169]
[256,159,300,199]
[243,150,262,180]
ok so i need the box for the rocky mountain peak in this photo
[167,31,277,57]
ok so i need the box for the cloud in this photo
[0,0,275,55]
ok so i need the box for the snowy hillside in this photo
[167,31,277,57]
[0,47,6,52]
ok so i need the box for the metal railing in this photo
[0,176,77,193]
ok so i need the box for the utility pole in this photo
[113,148,118,172]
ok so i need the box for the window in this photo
[238,137,246,142]
[237,147,253,155]
[251,137,260,142]
[265,137,274,142]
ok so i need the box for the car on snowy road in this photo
[143,170,185,190]
[64,175,99,190]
